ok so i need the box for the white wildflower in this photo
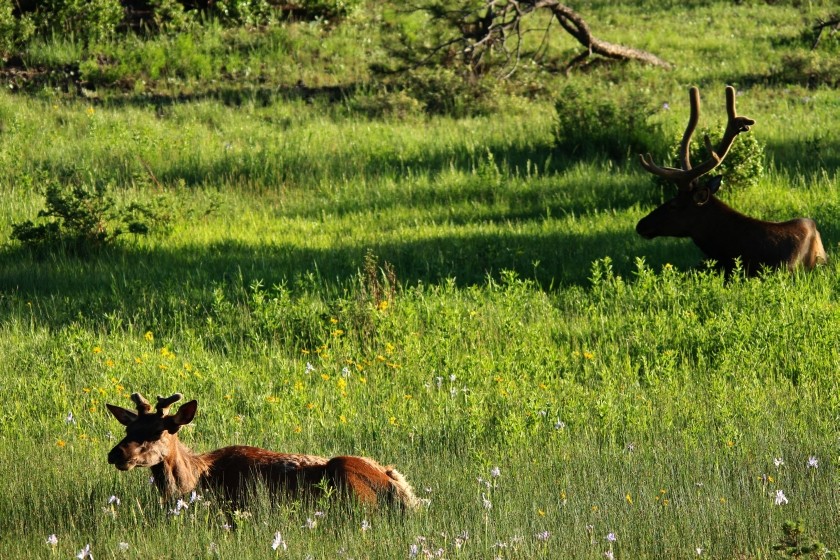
[271,532,287,551]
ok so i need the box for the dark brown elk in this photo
[636,86,826,275]
[106,393,419,510]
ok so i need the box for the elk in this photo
[636,86,826,275]
[106,393,419,510]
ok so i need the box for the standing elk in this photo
[106,393,419,510]
[636,86,826,275]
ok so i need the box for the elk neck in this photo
[150,437,211,498]
[688,196,773,259]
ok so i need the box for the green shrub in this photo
[148,0,197,33]
[660,124,766,190]
[347,88,423,120]
[398,66,501,117]
[772,519,833,559]
[554,82,669,161]
[0,0,34,59]
[211,0,274,27]
[10,181,168,255]
[771,51,840,88]
[34,0,123,44]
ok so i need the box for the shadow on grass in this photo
[0,220,702,329]
[765,138,840,179]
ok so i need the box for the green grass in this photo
[0,1,839,558]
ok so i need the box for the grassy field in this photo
[0,1,838,558]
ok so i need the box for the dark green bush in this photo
[10,181,168,255]
[398,67,501,117]
[347,88,423,120]
[554,82,669,161]
[33,0,123,44]
[0,0,34,59]
[770,51,840,88]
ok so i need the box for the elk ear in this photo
[106,404,137,426]
[692,187,711,205]
[167,400,198,432]
[706,175,723,195]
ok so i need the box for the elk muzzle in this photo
[108,441,141,471]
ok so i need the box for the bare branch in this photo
[401,0,671,77]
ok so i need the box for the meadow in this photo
[0,1,838,558]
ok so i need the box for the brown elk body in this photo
[106,393,419,510]
[636,86,826,275]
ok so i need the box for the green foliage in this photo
[347,88,423,120]
[554,82,669,161]
[211,0,275,27]
[147,0,197,33]
[660,124,766,190]
[282,0,363,22]
[0,0,34,59]
[10,181,168,254]
[33,0,123,44]
[771,51,840,88]
[773,519,834,559]
[398,66,502,117]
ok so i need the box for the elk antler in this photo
[130,393,153,414]
[155,393,183,417]
[639,86,755,191]
[714,86,755,162]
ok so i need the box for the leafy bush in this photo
[211,0,274,26]
[10,181,168,255]
[147,0,197,33]
[398,67,502,117]
[660,124,766,190]
[0,0,34,59]
[770,51,840,88]
[554,82,669,161]
[347,88,423,120]
[33,0,123,44]
[772,519,833,559]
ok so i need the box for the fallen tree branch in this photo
[811,16,840,50]
[398,0,671,76]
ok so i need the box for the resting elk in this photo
[636,86,826,275]
[106,393,419,510]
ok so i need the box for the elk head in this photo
[107,393,197,471]
[636,86,755,239]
